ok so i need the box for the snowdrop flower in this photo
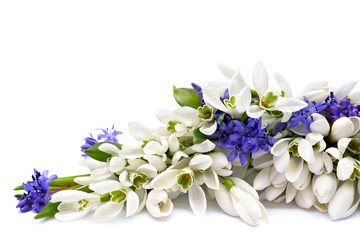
[294,184,316,209]
[151,153,230,217]
[215,177,268,226]
[299,81,330,103]
[328,180,360,220]
[336,157,360,181]
[329,117,360,142]
[50,190,101,221]
[312,173,337,204]
[249,62,308,121]
[89,180,142,221]
[146,189,173,218]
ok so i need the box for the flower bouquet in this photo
[14,62,360,226]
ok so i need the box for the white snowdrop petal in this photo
[190,140,216,153]
[94,201,124,222]
[235,86,251,116]
[214,184,238,216]
[264,185,286,201]
[188,184,207,218]
[128,122,154,141]
[330,117,355,142]
[51,190,93,203]
[337,157,355,181]
[203,168,219,190]
[252,61,268,98]
[295,185,316,209]
[298,139,315,163]
[230,177,260,200]
[246,105,265,119]
[90,180,122,194]
[275,97,308,112]
[109,156,126,172]
[271,138,292,156]
[350,116,360,136]
[190,154,213,170]
[209,152,228,169]
[143,141,161,155]
[253,167,271,191]
[202,87,229,113]
[328,181,357,220]
[338,138,351,154]
[273,152,290,173]
[199,121,218,136]
[126,191,140,217]
[218,63,236,79]
[137,164,158,179]
[334,81,357,100]
[326,147,343,160]
[285,156,304,182]
[55,208,92,221]
[229,70,246,96]
[274,72,292,97]
[98,143,121,155]
[151,169,179,189]
[285,183,297,203]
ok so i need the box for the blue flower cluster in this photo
[288,97,327,132]
[16,169,57,213]
[211,116,275,165]
[81,126,122,157]
[325,92,360,123]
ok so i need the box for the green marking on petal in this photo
[348,138,360,155]
[288,141,300,157]
[224,96,236,109]
[197,105,214,122]
[167,121,181,133]
[132,173,148,189]
[110,189,127,204]
[177,170,194,190]
[261,92,278,109]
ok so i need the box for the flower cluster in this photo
[14,62,360,225]
[16,169,58,213]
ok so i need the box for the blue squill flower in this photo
[211,117,274,165]
[97,125,122,142]
[325,92,360,123]
[80,133,98,156]
[288,97,327,132]
[16,169,57,213]
[191,83,205,106]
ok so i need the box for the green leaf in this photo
[50,174,90,186]
[193,128,207,144]
[84,142,122,162]
[13,185,24,191]
[34,202,60,219]
[173,86,202,109]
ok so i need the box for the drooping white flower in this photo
[215,177,268,226]
[146,189,173,218]
[50,190,101,221]
[329,117,360,142]
[328,180,360,220]
[312,173,337,204]
[299,80,329,102]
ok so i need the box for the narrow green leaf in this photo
[14,194,24,198]
[173,86,202,109]
[13,185,24,191]
[50,174,90,186]
[84,142,122,162]
[193,128,207,144]
[34,202,60,219]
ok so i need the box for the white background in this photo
[1,0,360,239]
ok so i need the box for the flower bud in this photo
[295,185,315,209]
[312,173,337,204]
[146,189,173,218]
[310,113,330,137]
[328,181,359,220]
[330,117,355,142]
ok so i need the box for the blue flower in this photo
[16,169,57,213]
[325,92,360,123]
[80,133,98,157]
[97,125,122,142]
[211,117,275,165]
[288,97,327,132]
[191,83,205,106]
